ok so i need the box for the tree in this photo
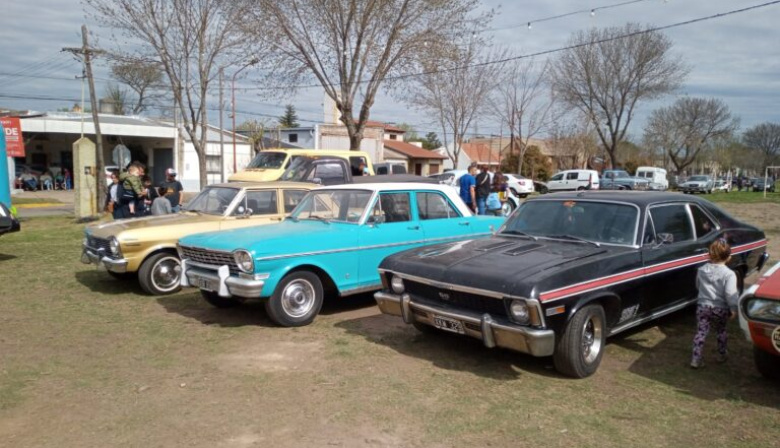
[85,0,246,189]
[493,59,560,174]
[397,123,420,142]
[236,119,269,152]
[500,145,552,181]
[241,0,485,151]
[103,84,129,115]
[278,105,300,128]
[110,61,164,115]
[421,132,441,150]
[643,97,739,174]
[552,23,687,168]
[743,122,780,167]
[408,40,505,167]
[546,117,600,171]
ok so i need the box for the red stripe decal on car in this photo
[540,240,767,302]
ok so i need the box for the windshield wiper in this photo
[548,234,600,247]
[307,215,331,224]
[501,230,538,240]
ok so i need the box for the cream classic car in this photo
[81,182,313,295]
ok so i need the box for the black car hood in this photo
[382,236,610,297]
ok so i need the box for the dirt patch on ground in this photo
[218,340,325,373]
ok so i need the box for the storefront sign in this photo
[0,117,24,158]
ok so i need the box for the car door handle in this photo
[694,247,708,253]
[459,221,470,226]
[407,225,420,230]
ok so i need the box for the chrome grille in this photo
[180,246,239,275]
[405,281,507,316]
[86,236,118,258]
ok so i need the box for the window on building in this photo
[389,134,397,140]
[288,133,298,143]
[206,155,221,174]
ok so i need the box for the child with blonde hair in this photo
[119,163,144,216]
[690,239,739,368]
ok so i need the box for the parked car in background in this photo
[374,191,768,378]
[713,180,731,193]
[752,178,776,193]
[229,149,375,182]
[503,173,535,198]
[600,169,650,191]
[680,175,714,194]
[180,183,505,327]
[0,202,20,237]
[635,167,668,190]
[545,169,600,192]
[81,182,314,295]
[533,180,549,194]
[429,169,521,216]
[375,162,408,175]
[739,261,780,380]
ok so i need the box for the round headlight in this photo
[390,276,405,294]
[234,250,254,273]
[83,237,88,247]
[109,237,120,256]
[509,299,530,324]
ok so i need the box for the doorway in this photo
[153,148,173,185]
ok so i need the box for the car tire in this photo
[510,187,519,197]
[577,187,586,191]
[501,200,515,217]
[553,304,606,378]
[138,252,182,295]
[107,271,136,280]
[201,290,244,308]
[519,194,528,199]
[754,347,780,380]
[265,271,324,327]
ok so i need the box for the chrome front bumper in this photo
[180,259,264,298]
[374,291,555,357]
[81,247,129,273]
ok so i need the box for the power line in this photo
[489,0,656,32]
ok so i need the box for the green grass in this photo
[694,190,780,204]
[0,216,778,448]
[10,197,62,205]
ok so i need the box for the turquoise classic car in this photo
[179,183,505,327]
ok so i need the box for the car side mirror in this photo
[655,233,674,247]
[311,177,322,185]
[236,206,253,218]
[367,215,385,225]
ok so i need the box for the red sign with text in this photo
[0,117,25,158]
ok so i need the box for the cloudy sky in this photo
[1,0,778,141]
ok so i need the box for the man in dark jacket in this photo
[475,165,491,215]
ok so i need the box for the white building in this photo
[17,112,252,191]
[272,122,386,163]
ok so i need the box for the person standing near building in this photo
[161,168,184,212]
[459,165,477,213]
[104,171,123,219]
[151,187,172,215]
[475,165,491,215]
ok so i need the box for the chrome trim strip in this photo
[609,298,697,335]
[339,283,383,297]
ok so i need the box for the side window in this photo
[566,172,579,180]
[236,190,278,216]
[392,165,407,174]
[416,192,460,220]
[643,214,656,245]
[310,162,345,182]
[376,166,388,175]
[283,190,308,213]
[350,156,368,175]
[690,205,717,239]
[649,204,693,244]
[550,173,564,181]
[371,192,411,223]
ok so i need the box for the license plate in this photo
[433,315,465,334]
[194,276,216,292]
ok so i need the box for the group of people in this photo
[18,169,72,191]
[458,164,507,216]
[104,162,183,220]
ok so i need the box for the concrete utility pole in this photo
[219,67,225,183]
[63,25,106,209]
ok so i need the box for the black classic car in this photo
[0,202,20,237]
[374,192,769,378]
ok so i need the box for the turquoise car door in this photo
[415,191,472,243]
[357,192,424,289]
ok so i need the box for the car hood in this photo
[179,219,357,257]
[87,212,223,238]
[381,236,611,297]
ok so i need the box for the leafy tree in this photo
[278,105,300,128]
[422,132,442,150]
[552,23,687,168]
[743,122,780,167]
[500,145,551,180]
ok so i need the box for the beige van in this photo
[228,149,375,182]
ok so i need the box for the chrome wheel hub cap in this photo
[152,257,181,291]
[581,316,603,364]
[280,279,316,318]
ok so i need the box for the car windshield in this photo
[246,151,288,169]
[689,176,708,182]
[501,200,639,246]
[290,189,373,224]
[183,187,239,215]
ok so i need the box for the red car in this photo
[740,261,780,380]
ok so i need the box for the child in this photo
[690,239,739,368]
[119,164,144,216]
[151,187,172,215]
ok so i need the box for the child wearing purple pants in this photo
[690,239,739,369]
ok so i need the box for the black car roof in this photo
[529,190,712,207]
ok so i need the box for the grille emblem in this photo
[438,291,450,301]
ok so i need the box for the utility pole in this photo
[63,25,106,209]
[219,67,225,183]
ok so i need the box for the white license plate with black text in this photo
[194,277,216,292]
[433,315,465,334]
